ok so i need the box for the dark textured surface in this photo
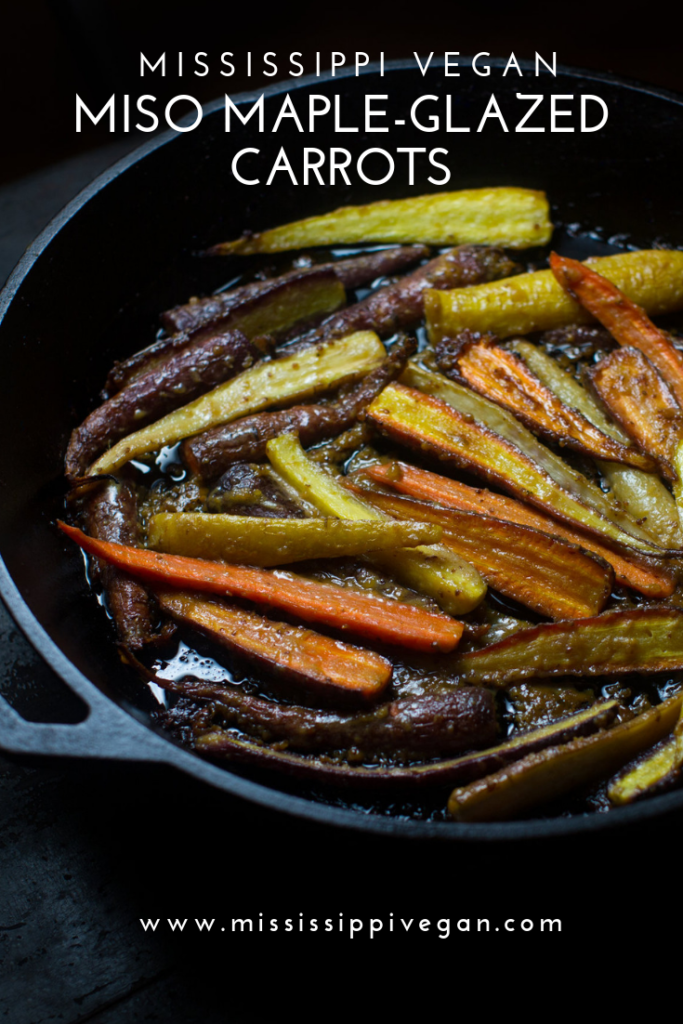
[1,129,682,1020]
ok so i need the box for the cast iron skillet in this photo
[2,60,683,839]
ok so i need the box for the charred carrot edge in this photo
[456,340,656,471]
[587,347,683,482]
[58,521,464,653]
[362,461,676,599]
[154,590,391,702]
[549,252,683,409]
[345,482,613,620]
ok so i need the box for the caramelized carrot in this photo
[549,252,683,408]
[58,521,464,652]
[451,608,683,688]
[366,382,667,556]
[362,462,676,599]
[448,691,683,821]
[345,484,613,620]
[588,347,683,482]
[455,337,655,470]
[155,590,391,703]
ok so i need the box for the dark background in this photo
[1,3,681,1020]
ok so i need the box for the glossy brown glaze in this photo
[205,463,307,517]
[538,324,615,365]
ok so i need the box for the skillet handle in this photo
[0,691,173,763]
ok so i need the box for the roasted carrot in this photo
[426,250,683,342]
[607,701,683,806]
[209,187,552,254]
[402,361,675,555]
[58,521,464,652]
[587,347,683,482]
[362,461,676,599]
[509,337,683,549]
[155,590,391,703]
[451,607,683,688]
[549,252,683,408]
[366,381,668,557]
[147,513,442,566]
[265,430,486,615]
[190,698,619,789]
[89,330,386,476]
[453,337,656,471]
[448,692,683,821]
[167,676,497,758]
[345,483,613,620]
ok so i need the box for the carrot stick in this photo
[454,338,656,471]
[366,381,667,556]
[345,483,613,620]
[549,252,683,408]
[587,347,683,482]
[154,590,391,703]
[361,462,676,599]
[58,521,464,652]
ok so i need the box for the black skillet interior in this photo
[2,60,683,835]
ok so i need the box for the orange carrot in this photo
[455,338,655,471]
[588,347,683,482]
[154,589,391,703]
[58,521,463,652]
[345,483,613,620]
[549,252,683,408]
[361,462,676,600]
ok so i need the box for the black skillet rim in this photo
[2,58,683,841]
